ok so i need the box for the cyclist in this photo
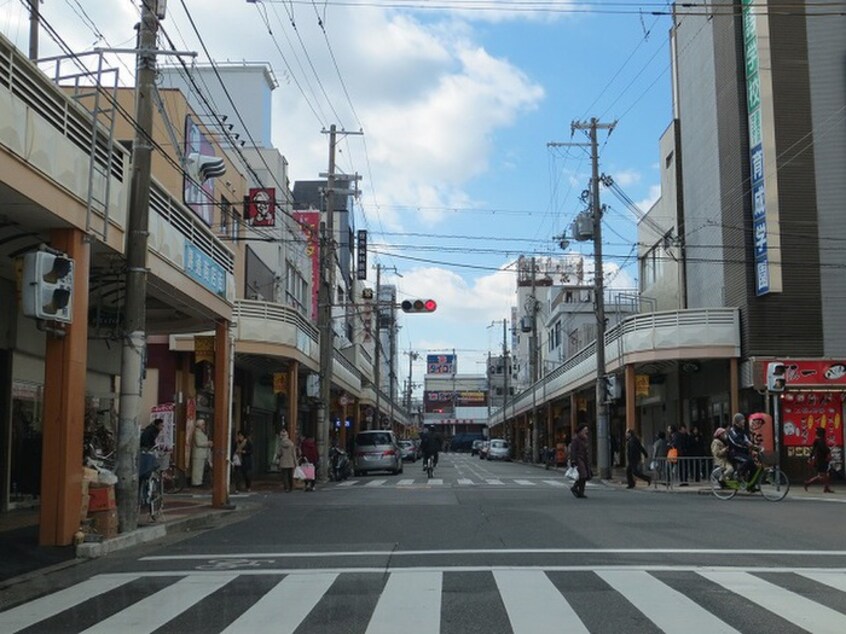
[420,426,442,472]
[727,413,756,481]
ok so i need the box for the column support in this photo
[212,320,231,508]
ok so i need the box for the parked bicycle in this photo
[139,450,166,521]
[710,450,789,501]
[161,458,186,494]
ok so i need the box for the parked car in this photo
[398,440,417,462]
[479,441,490,460]
[471,439,484,456]
[353,431,403,476]
[487,439,511,461]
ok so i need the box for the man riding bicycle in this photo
[139,418,163,492]
[727,413,757,480]
[420,426,442,472]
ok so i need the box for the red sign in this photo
[781,392,844,447]
[246,188,276,227]
[782,360,846,387]
[293,210,320,321]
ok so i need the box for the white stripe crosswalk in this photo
[2,567,844,633]
[328,477,589,489]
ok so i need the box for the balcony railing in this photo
[491,308,740,424]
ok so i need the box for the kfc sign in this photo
[246,188,275,227]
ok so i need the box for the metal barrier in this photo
[648,456,714,490]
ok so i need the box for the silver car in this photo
[487,439,511,461]
[353,431,404,475]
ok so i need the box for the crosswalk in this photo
[330,477,583,489]
[2,566,845,633]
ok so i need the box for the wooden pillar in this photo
[39,228,89,546]
[212,320,231,508]
[729,357,739,416]
[625,363,637,436]
[287,361,299,445]
[177,353,192,472]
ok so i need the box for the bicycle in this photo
[710,450,789,501]
[161,455,186,494]
[425,454,435,479]
[139,450,166,521]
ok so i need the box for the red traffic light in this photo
[401,298,437,313]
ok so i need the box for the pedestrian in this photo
[689,425,706,481]
[299,433,318,492]
[275,429,296,492]
[804,427,834,493]
[652,431,668,483]
[569,423,592,499]
[625,429,651,488]
[234,430,253,492]
[711,427,733,482]
[677,424,691,485]
[190,419,213,487]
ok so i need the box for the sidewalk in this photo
[0,493,239,590]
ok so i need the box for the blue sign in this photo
[427,354,456,375]
[184,243,226,297]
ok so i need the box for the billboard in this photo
[427,354,455,375]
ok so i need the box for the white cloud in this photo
[612,168,641,187]
[636,184,661,213]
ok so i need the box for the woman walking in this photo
[190,419,213,487]
[804,427,834,493]
[569,423,592,499]
[275,429,296,493]
[234,430,253,492]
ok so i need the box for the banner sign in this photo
[427,354,456,375]
[356,230,367,280]
[246,188,276,227]
[273,372,288,394]
[185,243,226,297]
[635,374,650,397]
[149,403,175,451]
[293,210,320,321]
[194,335,215,364]
[781,392,843,447]
[781,360,846,388]
[183,116,215,226]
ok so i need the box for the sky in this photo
[1,0,676,397]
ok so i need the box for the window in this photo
[665,151,674,169]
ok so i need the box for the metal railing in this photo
[648,456,714,490]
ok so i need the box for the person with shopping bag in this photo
[299,434,319,492]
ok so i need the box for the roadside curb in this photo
[76,506,237,559]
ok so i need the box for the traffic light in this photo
[766,362,786,392]
[401,299,437,313]
[21,251,75,323]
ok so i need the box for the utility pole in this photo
[28,0,39,60]
[389,309,397,434]
[530,256,539,463]
[373,264,381,431]
[115,1,161,532]
[404,347,419,413]
[572,117,616,479]
[316,124,339,481]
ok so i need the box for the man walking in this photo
[625,429,651,488]
[569,424,592,499]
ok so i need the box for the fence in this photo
[648,456,714,490]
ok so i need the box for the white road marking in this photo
[141,548,846,561]
[396,479,415,486]
[543,480,566,487]
[494,570,588,634]
[797,570,846,593]
[427,479,444,485]
[80,573,235,634]
[335,480,358,487]
[366,571,441,634]
[514,480,536,486]
[485,479,505,486]
[457,479,475,485]
[599,570,739,634]
[364,480,387,487]
[221,573,337,633]
[698,570,846,634]
[0,575,137,633]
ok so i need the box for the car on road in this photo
[478,441,490,460]
[398,440,417,462]
[471,439,484,456]
[353,431,404,476]
[487,439,511,461]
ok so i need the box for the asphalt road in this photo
[2,453,846,633]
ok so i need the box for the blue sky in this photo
[1,1,675,394]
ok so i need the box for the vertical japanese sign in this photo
[356,230,367,280]
[184,243,227,297]
[741,0,781,295]
[183,116,216,226]
[150,403,175,451]
[293,210,320,321]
